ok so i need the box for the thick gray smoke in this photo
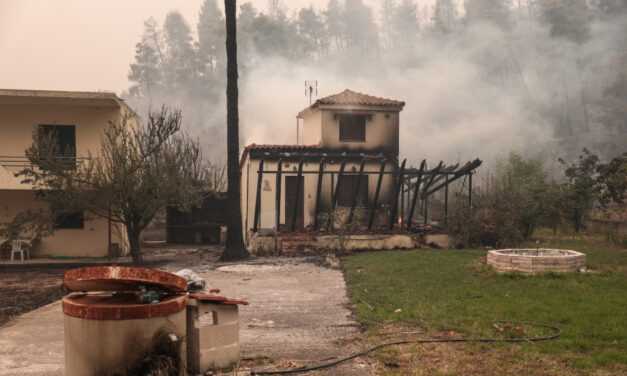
[127,2,627,172]
[240,19,626,169]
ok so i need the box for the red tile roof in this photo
[313,89,404,109]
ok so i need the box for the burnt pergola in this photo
[250,149,482,233]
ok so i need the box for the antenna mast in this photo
[305,80,318,105]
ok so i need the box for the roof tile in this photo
[314,89,404,108]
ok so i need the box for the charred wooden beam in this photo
[406,160,426,230]
[328,160,347,231]
[368,159,386,230]
[253,159,264,232]
[275,159,282,232]
[313,159,325,230]
[421,161,444,198]
[389,159,407,229]
[424,159,482,196]
[290,159,304,232]
[348,159,366,224]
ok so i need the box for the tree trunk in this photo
[127,224,143,265]
[221,0,249,261]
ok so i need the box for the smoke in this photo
[235,16,627,170]
[126,4,627,173]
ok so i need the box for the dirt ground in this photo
[0,270,64,327]
[0,248,374,375]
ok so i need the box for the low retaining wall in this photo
[249,233,424,256]
[487,248,586,274]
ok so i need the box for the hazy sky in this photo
[0,0,381,93]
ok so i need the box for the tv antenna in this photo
[305,80,318,105]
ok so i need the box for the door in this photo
[284,176,304,230]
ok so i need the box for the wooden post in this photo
[423,195,429,225]
[400,180,405,225]
[313,159,325,230]
[347,159,366,224]
[389,159,406,229]
[328,160,347,231]
[253,159,264,232]
[406,160,426,230]
[290,159,304,232]
[468,172,473,209]
[444,174,449,227]
[275,159,282,232]
[368,159,386,230]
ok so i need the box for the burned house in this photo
[240,90,404,244]
[240,89,481,252]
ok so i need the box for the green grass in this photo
[343,235,627,370]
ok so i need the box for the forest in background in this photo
[125,0,627,168]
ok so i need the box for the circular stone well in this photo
[487,248,586,274]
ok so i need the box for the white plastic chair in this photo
[10,239,29,262]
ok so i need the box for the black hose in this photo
[251,321,561,375]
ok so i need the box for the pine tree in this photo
[222,0,249,261]
[296,6,327,58]
[432,0,458,33]
[237,2,258,70]
[128,18,164,98]
[162,11,198,93]
[344,0,379,53]
[381,0,398,49]
[391,0,420,47]
[197,0,225,89]
[325,0,345,51]
[539,0,591,43]
[465,0,512,29]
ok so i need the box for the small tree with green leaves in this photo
[18,107,210,264]
[559,149,627,232]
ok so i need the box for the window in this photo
[337,175,369,207]
[38,125,76,167]
[54,211,84,229]
[339,115,366,142]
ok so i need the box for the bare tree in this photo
[221,0,249,261]
[18,107,210,264]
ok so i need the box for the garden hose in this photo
[251,321,561,375]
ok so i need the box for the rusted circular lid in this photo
[63,266,187,293]
[63,293,187,320]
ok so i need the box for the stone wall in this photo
[487,249,586,274]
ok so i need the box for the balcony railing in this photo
[0,155,90,168]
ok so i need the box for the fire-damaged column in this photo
[406,160,426,229]
[389,159,406,229]
[290,160,304,232]
[368,159,387,230]
[313,159,325,230]
[347,159,367,225]
[275,159,282,231]
[327,160,347,231]
[253,160,264,232]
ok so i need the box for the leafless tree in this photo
[18,107,210,264]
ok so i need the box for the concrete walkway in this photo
[0,258,362,375]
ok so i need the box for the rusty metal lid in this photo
[63,293,188,320]
[63,266,187,293]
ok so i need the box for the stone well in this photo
[487,248,586,274]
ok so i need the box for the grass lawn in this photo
[343,234,627,375]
